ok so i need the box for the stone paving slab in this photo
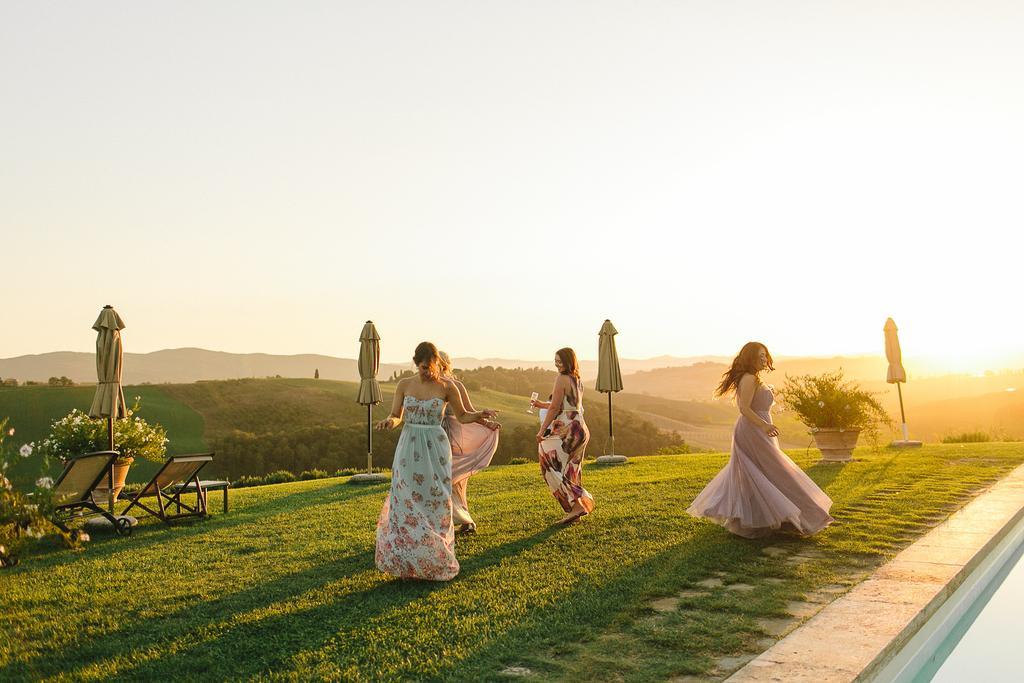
[870,559,961,584]
[728,462,1024,682]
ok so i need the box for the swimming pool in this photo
[875,511,1024,682]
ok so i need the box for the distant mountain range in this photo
[0,348,731,385]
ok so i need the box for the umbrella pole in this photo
[107,417,115,512]
[896,382,909,442]
[608,392,614,455]
[367,404,373,475]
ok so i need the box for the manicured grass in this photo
[2,443,1022,681]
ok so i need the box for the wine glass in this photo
[527,391,539,414]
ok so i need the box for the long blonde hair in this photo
[438,350,455,379]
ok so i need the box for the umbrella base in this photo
[889,440,923,448]
[595,454,629,465]
[84,515,138,532]
[348,473,389,484]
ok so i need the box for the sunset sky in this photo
[3,2,1021,373]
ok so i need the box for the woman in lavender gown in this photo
[533,347,594,525]
[374,342,499,581]
[687,342,834,538]
[438,351,500,534]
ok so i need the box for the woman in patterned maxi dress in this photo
[534,347,594,525]
[374,342,499,581]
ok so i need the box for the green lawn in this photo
[2,443,1022,681]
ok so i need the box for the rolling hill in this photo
[619,363,1024,444]
[1,347,735,385]
[0,378,685,487]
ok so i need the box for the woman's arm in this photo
[454,380,475,412]
[737,374,779,437]
[375,379,407,430]
[446,380,499,426]
[537,377,566,441]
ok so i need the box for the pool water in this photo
[912,529,1024,682]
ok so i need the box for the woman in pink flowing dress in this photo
[438,351,499,535]
[688,342,834,538]
[374,342,499,581]
[534,347,594,525]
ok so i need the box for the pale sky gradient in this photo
[2,2,1022,373]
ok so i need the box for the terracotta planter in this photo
[92,459,133,504]
[811,429,861,462]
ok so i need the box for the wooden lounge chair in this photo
[51,450,133,537]
[121,453,215,523]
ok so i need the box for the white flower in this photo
[6,427,14,436]
[77,532,90,543]
[36,477,53,489]
[134,395,141,401]
[817,401,825,408]
[19,443,33,458]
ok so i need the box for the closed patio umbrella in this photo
[351,321,388,483]
[884,318,921,447]
[595,319,627,464]
[88,305,127,511]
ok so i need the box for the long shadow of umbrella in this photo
[32,526,565,681]
[17,479,388,570]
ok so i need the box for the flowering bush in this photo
[1,418,73,568]
[34,401,168,465]
[780,371,891,434]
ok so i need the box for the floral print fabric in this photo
[538,380,595,513]
[375,396,459,581]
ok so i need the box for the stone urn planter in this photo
[811,429,861,463]
[92,458,133,505]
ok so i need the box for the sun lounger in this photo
[51,450,132,537]
[121,453,215,523]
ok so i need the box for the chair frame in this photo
[121,453,214,524]
[51,450,132,537]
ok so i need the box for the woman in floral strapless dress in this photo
[688,342,834,538]
[534,347,594,525]
[374,342,499,581]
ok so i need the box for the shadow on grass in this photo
[15,479,387,571]
[6,524,565,681]
[805,461,846,492]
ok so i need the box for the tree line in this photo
[0,376,75,387]
[210,366,689,480]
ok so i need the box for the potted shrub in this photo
[35,401,168,503]
[1,418,75,568]
[780,371,890,462]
